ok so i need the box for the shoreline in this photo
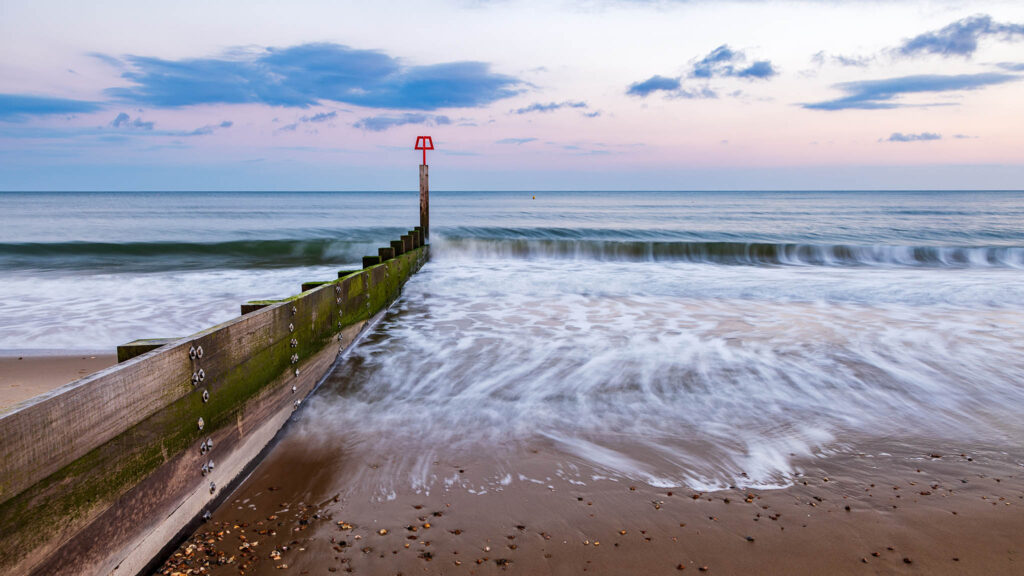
[0,352,117,410]
[155,432,1024,575]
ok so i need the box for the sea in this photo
[2,190,1024,491]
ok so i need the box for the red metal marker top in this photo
[414,136,434,165]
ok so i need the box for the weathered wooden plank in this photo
[0,341,193,505]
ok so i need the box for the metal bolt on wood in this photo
[288,323,294,333]
[191,372,200,386]
[197,417,204,431]
[196,346,204,359]
[290,338,297,348]
[189,346,197,360]
[202,389,209,403]
[209,482,216,494]
[198,368,205,381]
[291,305,297,316]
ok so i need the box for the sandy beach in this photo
[155,433,1023,575]
[0,354,116,410]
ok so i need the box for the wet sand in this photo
[156,438,1023,575]
[0,353,116,410]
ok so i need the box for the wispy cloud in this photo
[512,101,588,114]
[111,112,154,130]
[803,73,1019,111]
[102,43,523,110]
[811,51,873,68]
[691,45,777,80]
[674,86,718,99]
[626,75,681,97]
[628,45,774,100]
[301,111,337,123]
[996,62,1024,72]
[884,132,941,142]
[898,15,1024,58]
[0,94,102,121]
[187,120,233,136]
[496,137,537,145]
[353,113,451,132]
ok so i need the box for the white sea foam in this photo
[296,253,1024,493]
[0,265,345,351]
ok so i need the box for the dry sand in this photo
[0,353,116,410]
[155,440,1023,575]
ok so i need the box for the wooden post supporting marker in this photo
[415,136,433,242]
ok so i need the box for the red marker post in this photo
[415,136,433,242]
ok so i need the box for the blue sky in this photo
[1,0,1023,190]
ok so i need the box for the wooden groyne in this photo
[0,225,429,575]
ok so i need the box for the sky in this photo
[1,0,1023,191]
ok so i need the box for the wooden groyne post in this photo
[415,135,433,242]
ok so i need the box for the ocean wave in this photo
[3,228,1024,272]
[434,235,1024,268]
[0,238,386,272]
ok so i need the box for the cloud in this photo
[187,121,233,136]
[626,75,681,97]
[512,101,587,114]
[582,110,602,118]
[496,137,537,145]
[0,94,102,121]
[691,45,736,78]
[690,45,777,80]
[110,112,154,130]
[102,43,523,110]
[803,72,1019,111]
[811,51,872,68]
[353,113,451,132]
[629,45,775,100]
[302,111,337,123]
[899,15,1024,58]
[736,61,776,79]
[674,86,718,99]
[885,132,941,142]
[997,62,1024,72]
